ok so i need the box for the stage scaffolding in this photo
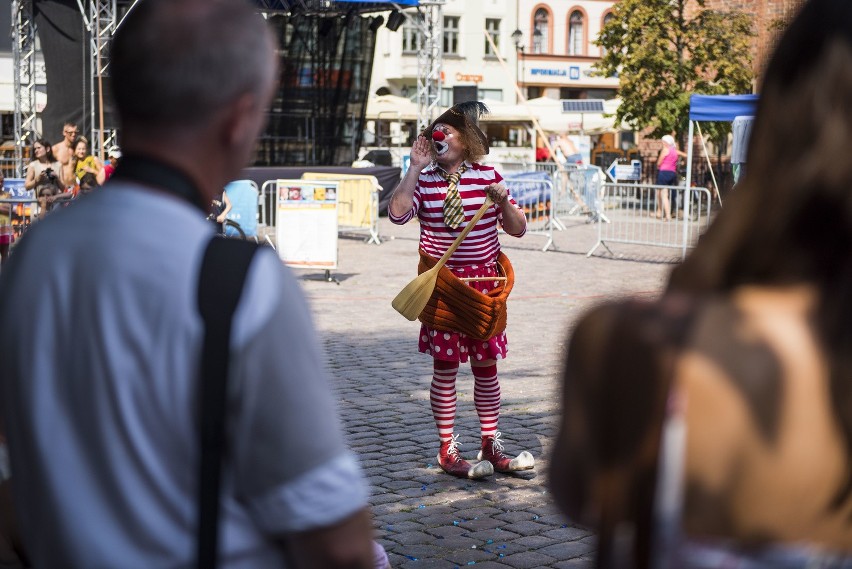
[88,0,119,160]
[12,0,37,177]
[408,0,443,135]
[11,0,428,174]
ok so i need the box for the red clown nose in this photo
[431,130,446,141]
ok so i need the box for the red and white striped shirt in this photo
[389,161,526,268]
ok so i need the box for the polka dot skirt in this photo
[418,262,508,363]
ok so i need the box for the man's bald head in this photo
[110,0,276,130]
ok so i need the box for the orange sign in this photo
[455,73,484,83]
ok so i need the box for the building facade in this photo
[368,0,618,106]
[515,0,618,101]
[699,0,804,79]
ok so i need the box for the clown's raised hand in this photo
[409,135,432,169]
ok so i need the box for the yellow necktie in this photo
[443,166,467,228]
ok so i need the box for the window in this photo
[533,9,549,54]
[600,12,614,57]
[479,88,503,101]
[441,87,453,107]
[402,14,423,54]
[568,10,584,55]
[443,16,459,55]
[485,18,500,56]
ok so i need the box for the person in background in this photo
[0,0,381,567]
[654,134,687,220]
[51,122,78,175]
[66,136,103,187]
[549,1,852,566]
[100,146,121,183]
[24,139,64,193]
[77,173,99,195]
[555,133,582,165]
[211,188,232,234]
[25,139,66,217]
[0,172,8,225]
[535,136,552,162]
[0,174,11,267]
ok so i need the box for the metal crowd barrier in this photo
[0,197,41,239]
[504,174,555,251]
[0,178,40,236]
[300,173,381,245]
[587,183,714,259]
[559,164,606,223]
[259,176,382,246]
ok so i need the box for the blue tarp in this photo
[505,171,553,206]
[688,94,759,122]
[224,180,259,238]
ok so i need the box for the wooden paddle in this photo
[392,196,494,321]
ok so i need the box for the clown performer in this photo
[388,101,535,479]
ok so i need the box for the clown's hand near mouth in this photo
[410,135,432,169]
[388,136,430,218]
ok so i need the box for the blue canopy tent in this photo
[677,94,759,257]
[685,94,759,196]
[687,94,758,121]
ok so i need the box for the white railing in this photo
[503,175,555,251]
[588,183,714,259]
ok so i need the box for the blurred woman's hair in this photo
[668,0,852,508]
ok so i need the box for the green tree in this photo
[596,0,754,143]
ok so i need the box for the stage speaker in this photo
[453,86,478,106]
[386,10,405,32]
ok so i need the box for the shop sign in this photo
[530,68,567,76]
[455,73,483,83]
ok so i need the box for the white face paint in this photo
[432,124,452,156]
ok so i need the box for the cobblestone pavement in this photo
[292,215,674,568]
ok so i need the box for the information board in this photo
[275,180,339,269]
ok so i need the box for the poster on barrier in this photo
[275,179,339,269]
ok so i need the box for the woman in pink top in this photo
[655,134,687,220]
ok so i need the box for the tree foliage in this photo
[596,0,754,143]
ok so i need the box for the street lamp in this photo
[511,29,524,103]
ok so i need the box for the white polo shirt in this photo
[0,182,368,568]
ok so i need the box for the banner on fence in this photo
[275,179,339,269]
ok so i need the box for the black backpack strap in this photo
[196,237,259,569]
